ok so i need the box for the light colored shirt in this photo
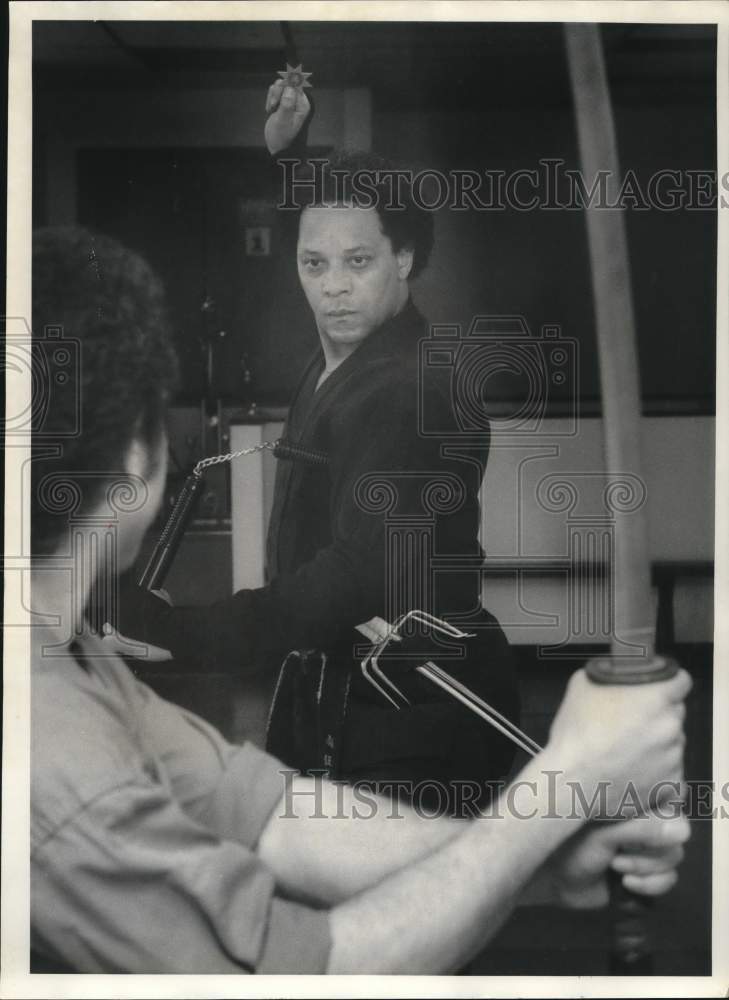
[31,628,331,973]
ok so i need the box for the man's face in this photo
[297,205,413,359]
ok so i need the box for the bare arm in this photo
[326,762,690,974]
[255,760,580,972]
[257,775,464,906]
[258,668,690,974]
[326,753,575,973]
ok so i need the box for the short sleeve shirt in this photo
[31,629,331,973]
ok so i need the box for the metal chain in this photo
[193,439,280,477]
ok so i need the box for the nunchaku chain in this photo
[139,438,327,591]
[193,439,279,476]
[193,438,328,476]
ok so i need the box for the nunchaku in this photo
[138,438,327,593]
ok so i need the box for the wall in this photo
[378,102,716,409]
[35,85,372,225]
[225,414,714,646]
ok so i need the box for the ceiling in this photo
[32,20,716,108]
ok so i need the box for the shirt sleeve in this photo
[132,675,289,846]
[31,777,331,974]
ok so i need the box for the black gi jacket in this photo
[267,297,520,795]
[269,298,487,640]
[126,297,519,796]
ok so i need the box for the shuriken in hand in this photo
[277,63,313,92]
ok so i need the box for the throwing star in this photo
[277,62,313,92]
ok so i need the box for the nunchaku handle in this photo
[138,472,206,592]
[274,438,328,467]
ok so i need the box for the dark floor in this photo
[136,641,713,976]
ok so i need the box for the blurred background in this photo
[32,18,715,974]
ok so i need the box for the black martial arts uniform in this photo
[123,296,518,809]
[264,296,519,805]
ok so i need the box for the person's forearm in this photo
[119,551,371,672]
[133,589,266,671]
[258,776,465,906]
[326,751,583,974]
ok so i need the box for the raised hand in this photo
[264,80,311,155]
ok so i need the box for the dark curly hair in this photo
[300,149,435,280]
[31,226,179,555]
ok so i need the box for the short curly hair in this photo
[31,226,179,555]
[300,149,435,280]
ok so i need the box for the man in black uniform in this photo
[122,79,518,810]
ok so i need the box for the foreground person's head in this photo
[31,226,179,570]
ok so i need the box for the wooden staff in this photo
[564,23,680,973]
